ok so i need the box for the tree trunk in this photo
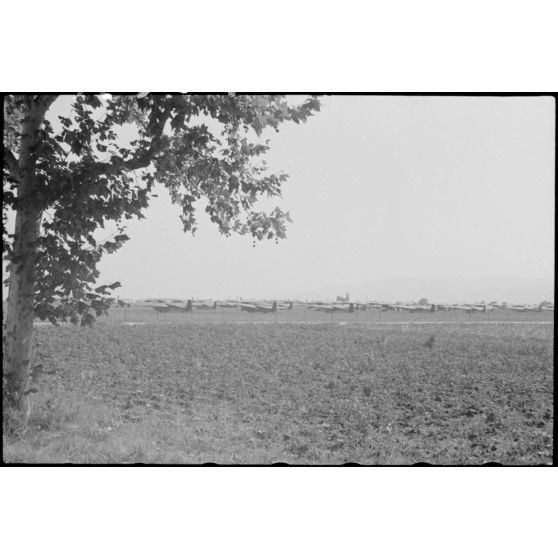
[3,97,52,417]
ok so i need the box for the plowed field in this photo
[3,322,553,464]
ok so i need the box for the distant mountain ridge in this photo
[286,276,554,304]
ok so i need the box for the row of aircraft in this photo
[138,299,215,313]
[131,298,554,314]
[367,302,554,313]
[307,302,357,313]
[137,299,294,314]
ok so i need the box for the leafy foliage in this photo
[3,94,321,325]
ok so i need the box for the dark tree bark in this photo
[3,96,56,416]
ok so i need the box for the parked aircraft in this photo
[310,303,355,313]
[394,304,436,313]
[140,301,173,313]
[217,301,238,308]
[138,299,216,312]
[508,304,543,312]
[192,300,217,310]
[369,303,398,311]
[440,304,481,312]
[240,301,278,313]
[131,296,553,316]
[467,304,488,312]
[166,300,193,312]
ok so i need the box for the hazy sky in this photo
[4,95,555,300]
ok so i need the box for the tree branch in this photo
[90,112,170,177]
[3,148,20,179]
[35,94,59,112]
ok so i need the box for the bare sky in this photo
[4,95,555,301]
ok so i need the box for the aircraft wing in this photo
[140,302,172,312]
[166,301,192,311]
[255,302,278,313]
[312,305,336,312]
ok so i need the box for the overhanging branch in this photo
[3,148,20,180]
[89,112,169,178]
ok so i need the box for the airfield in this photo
[5,315,551,465]
[5,299,553,465]
[74,303,554,326]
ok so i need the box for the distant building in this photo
[336,291,350,303]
